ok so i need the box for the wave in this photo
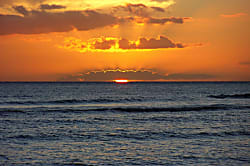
[0,97,145,105]
[6,130,249,142]
[208,93,250,99]
[105,130,250,140]
[7,134,60,140]
[0,104,249,114]
[0,95,33,99]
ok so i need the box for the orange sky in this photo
[0,0,249,81]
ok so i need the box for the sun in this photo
[114,79,129,83]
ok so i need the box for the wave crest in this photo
[208,93,250,99]
[0,104,249,114]
[0,97,145,105]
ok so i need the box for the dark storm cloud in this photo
[119,36,184,49]
[0,6,117,35]
[59,70,215,81]
[40,4,66,10]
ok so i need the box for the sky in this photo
[0,0,249,81]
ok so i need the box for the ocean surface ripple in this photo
[0,82,249,165]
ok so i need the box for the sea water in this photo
[0,82,249,165]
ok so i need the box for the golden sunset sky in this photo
[0,0,249,81]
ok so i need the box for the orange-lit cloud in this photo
[59,69,215,81]
[220,13,247,18]
[0,0,45,6]
[139,36,184,49]
[61,37,86,51]
[119,36,184,49]
[2,0,248,82]
[0,0,176,17]
[93,39,116,50]
[60,36,189,52]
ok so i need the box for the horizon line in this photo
[0,81,250,83]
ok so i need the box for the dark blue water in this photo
[0,82,249,165]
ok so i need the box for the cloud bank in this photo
[0,6,117,35]
[59,69,215,81]
[62,36,187,52]
[0,1,189,35]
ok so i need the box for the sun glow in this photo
[114,79,129,83]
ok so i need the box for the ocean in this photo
[0,82,249,165]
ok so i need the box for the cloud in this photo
[112,3,166,17]
[137,36,181,49]
[124,3,148,17]
[0,0,175,13]
[40,4,66,10]
[119,16,190,25]
[93,40,116,50]
[59,69,215,81]
[60,69,166,81]
[13,5,29,16]
[1,2,189,35]
[0,0,45,6]
[148,17,190,24]
[239,61,250,66]
[61,36,187,52]
[83,69,164,81]
[118,38,137,49]
[0,6,117,35]
[150,7,165,12]
[119,36,184,49]
[62,37,86,51]
[221,13,247,18]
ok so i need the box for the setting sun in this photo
[0,0,249,165]
[114,79,129,83]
